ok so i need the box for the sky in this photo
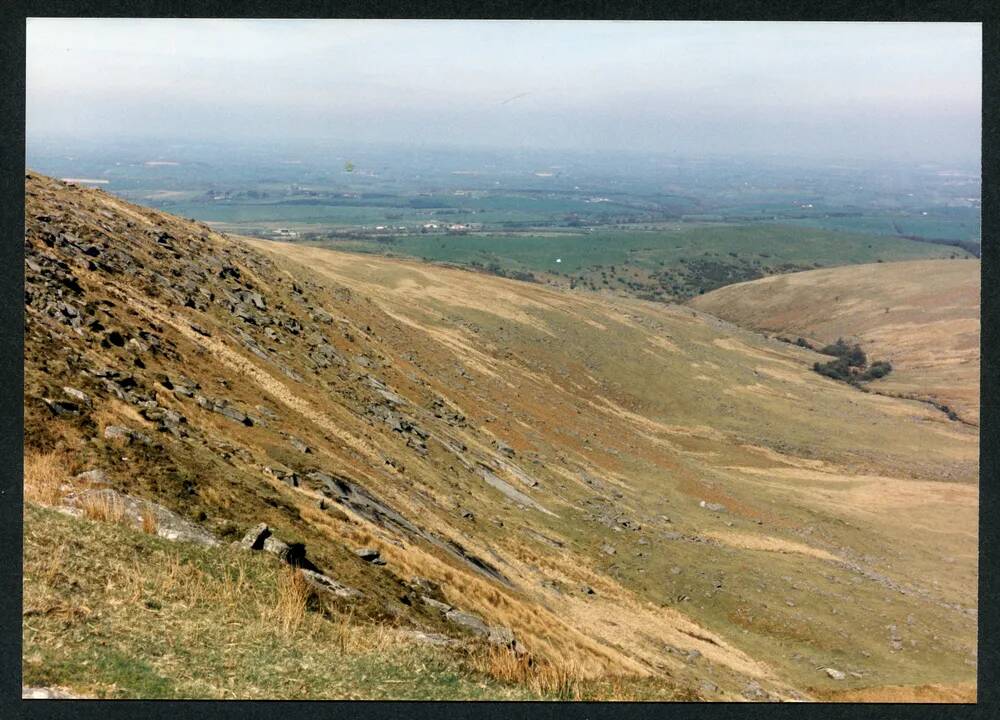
[26,19,982,164]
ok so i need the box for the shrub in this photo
[859,360,893,381]
[813,358,854,382]
[819,338,851,357]
[818,338,866,367]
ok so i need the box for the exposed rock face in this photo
[63,489,218,546]
[445,609,491,637]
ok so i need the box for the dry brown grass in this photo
[23,452,67,506]
[469,646,583,700]
[141,504,158,535]
[272,567,312,636]
[80,492,127,524]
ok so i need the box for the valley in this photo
[23,173,979,701]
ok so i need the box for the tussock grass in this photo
[272,566,312,636]
[22,504,546,700]
[80,492,127,524]
[23,452,67,506]
[141,505,159,535]
[470,646,582,700]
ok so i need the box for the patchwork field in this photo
[310,223,973,304]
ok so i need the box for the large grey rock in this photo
[411,576,444,599]
[488,625,516,647]
[103,425,152,444]
[74,469,110,486]
[239,522,271,550]
[355,547,385,564]
[263,536,291,561]
[699,500,726,513]
[445,609,490,637]
[421,595,453,614]
[62,386,91,406]
[477,465,555,516]
[824,668,846,681]
[64,489,218,546]
[300,568,362,599]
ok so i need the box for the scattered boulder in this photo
[196,396,253,426]
[300,568,362,599]
[445,609,490,637]
[62,386,91,406]
[824,668,846,681]
[488,625,515,647]
[74,469,110,486]
[421,596,453,614]
[354,547,386,565]
[411,576,445,600]
[43,398,81,417]
[103,425,152,444]
[263,536,291,561]
[699,500,726,513]
[495,440,516,458]
[239,522,271,550]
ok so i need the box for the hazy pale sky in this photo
[26,19,982,163]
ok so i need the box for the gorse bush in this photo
[860,360,893,381]
[813,341,891,385]
[819,338,866,367]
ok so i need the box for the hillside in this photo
[689,260,981,425]
[24,173,978,701]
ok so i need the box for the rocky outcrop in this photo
[63,488,218,546]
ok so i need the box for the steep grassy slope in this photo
[25,173,978,701]
[689,260,980,425]
[22,504,545,700]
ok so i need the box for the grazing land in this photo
[690,260,981,425]
[24,174,978,701]
[313,224,971,303]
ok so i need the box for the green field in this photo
[310,223,974,301]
